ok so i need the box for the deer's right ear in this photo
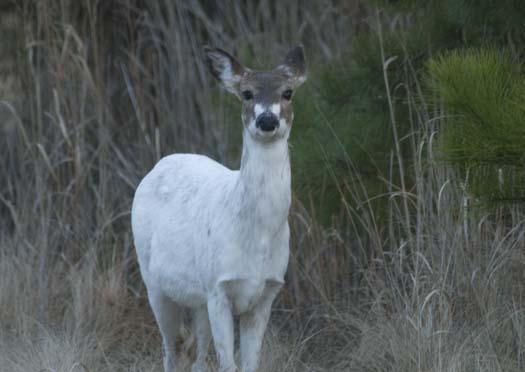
[204,47,245,97]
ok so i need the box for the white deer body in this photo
[132,133,291,311]
[131,46,306,372]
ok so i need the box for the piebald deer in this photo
[131,45,306,372]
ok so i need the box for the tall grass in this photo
[1,1,524,371]
[0,1,355,370]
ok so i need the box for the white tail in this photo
[131,45,306,372]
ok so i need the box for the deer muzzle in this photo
[255,113,279,132]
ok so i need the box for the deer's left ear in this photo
[204,46,245,97]
[277,45,307,87]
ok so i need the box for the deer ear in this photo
[204,46,245,96]
[277,45,307,87]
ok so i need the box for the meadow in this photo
[1,1,525,371]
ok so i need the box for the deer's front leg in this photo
[208,288,237,372]
[239,281,281,372]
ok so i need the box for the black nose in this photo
[255,113,279,132]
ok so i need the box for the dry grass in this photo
[1,1,525,371]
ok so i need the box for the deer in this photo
[131,45,306,372]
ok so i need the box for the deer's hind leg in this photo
[148,289,184,372]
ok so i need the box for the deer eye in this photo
[241,90,253,100]
[282,89,293,100]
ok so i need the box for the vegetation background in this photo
[1,0,525,371]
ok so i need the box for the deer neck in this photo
[235,130,291,231]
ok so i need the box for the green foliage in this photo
[428,49,525,201]
[290,48,392,222]
[289,27,429,221]
[443,0,525,47]
[380,0,525,49]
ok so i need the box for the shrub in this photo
[429,49,525,202]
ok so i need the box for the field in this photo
[1,1,525,371]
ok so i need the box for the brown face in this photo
[205,46,306,142]
[238,70,297,141]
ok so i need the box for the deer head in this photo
[205,45,307,142]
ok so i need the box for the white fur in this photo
[254,103,265,117]
[220,62,241,94]
[270,103,280,116]
[254,103,280,118]
[132,128,291,372]
[277,64,307,86]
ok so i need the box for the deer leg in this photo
[239,282,281,372]
[149,290,184,372]
[207,290,237,372]
[191,305,212,372]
